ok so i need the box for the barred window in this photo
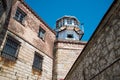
[14,7,26,23]
[2,36,20,61]
[38,27,46,40]
[32,52,43,71]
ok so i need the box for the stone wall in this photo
[53,40,86,80]
[65,0,120,80]
[0,0,17,32]
[0,0,55,80]
[0,0,6,31]
[0,31,53,80]
[8,0,56,58]
[0,0,10,32]
[0,0,17,57]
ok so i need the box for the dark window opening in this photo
[56,33,58,38]
[1,0,7,10]
[38,27,46,40]
[14,7,26,23]
[67,34,74,38]
[1,36,20,61]
[0,0,5,17]
[32,52,43,71]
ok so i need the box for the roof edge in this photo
[19,0,56,35]
[56,15,80,24]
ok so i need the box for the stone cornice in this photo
[55,39,87,45]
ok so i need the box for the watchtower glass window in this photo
[1,36,20,61]
[67,19,72,24]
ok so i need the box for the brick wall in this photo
[65,0,120,80]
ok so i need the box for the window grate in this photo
[32,52,43,71]
[1,52,17,61]
[1,36,20,61]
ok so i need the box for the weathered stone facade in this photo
[1,0,118,80]
[0,0,56,80]
[8,0,55,58]
[65,0,120,80]
[0,0,17,32]
[53,40,86,80]
[0,0,17,47]
[0,32,54,80]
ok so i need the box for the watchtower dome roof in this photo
[56,15,80,28]
[56,15,80,23]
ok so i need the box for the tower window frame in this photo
[38,27,46,41]
[32,52,43,71]
[69,19,72,24]
[67,19,70,24]
[1,35,20,61]
[67,19,72,25]
[14,7,26,24]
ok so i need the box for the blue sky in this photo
[25,0,113,41]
